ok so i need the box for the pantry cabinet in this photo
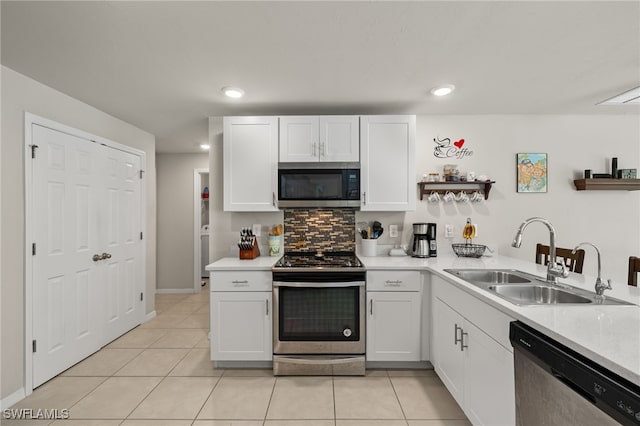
[279,115,359,163]
[210,271,272,361]
[360,115,416,211]
[431,274,515,426]
[366,270,422,362]
[223,116,279,211]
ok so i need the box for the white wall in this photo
[357,115,640,285]
[156,153,209,291]
[1,67,157,399]
[208,117,284,262]
[207,114,639,285]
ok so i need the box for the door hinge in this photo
[32,340,37,353]
[140,292,144,302]
[30,144,39,159]
[139,170,144,179]
[140,232,143,240]
[32,243,36,256]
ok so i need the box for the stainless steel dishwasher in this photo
[510,321,640,426]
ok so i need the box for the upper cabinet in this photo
[279,116,359,163]
[223,116,279,212]
[360,115,416,211]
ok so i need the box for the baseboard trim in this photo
[1,387,25,409]
[144,310,157,323]
[155,288,195,294]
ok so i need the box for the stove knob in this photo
[285,261,291,267]
[346,260,352,267]
[343,328,352,338]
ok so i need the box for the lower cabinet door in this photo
[210,292,272,361]
[366,291,421,361]
[463,321,515,426]
[432,297,465,405]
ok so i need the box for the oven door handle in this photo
[273,281,365,288]
[275,356,364,366]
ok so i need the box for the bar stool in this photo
[628,256,640,286]
[535,243,585,273]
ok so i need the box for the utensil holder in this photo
[361,239,378,257]
[268,236,281,257]
[239,241,260,259]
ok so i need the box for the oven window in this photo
[278,286,360,341]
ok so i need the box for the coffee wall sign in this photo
[433,136,474,159]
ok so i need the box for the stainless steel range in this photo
[272,251,366,375]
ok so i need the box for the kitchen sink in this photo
[447,269,531,284]
[488,284,592,304]
[443,269,633,306]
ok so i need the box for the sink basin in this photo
[488,284,592,305]
[448,269,531,284]
[443,268,633,306]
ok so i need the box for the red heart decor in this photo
[453,139,465,149]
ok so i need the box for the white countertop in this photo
[206,253,640,384]
[206,256,280,271]
[363,253,640,385]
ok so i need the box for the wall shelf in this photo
[418,181,496,200]
[574,179,640,191]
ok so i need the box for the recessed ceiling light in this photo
[222,87,245,98]
[200,144,210,150]
[431,85,455,97]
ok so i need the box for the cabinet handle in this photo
[320,142,325,158]
[461,331,469,351]
[369,299,373,316]
[266,299,269,316]
[362,192,366,205]
[384,280,402,286]
[232,280,249,287]
[272,192,277,208]
[312,143,317,157]
[454,324,463,346]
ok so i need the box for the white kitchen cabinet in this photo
[366,270,422,362]
[223,116,279,211]
[210,270,272,361]
[433,297,465,402]
[431,275,515,426]
[279,116,359,162]
[360,115,416,211]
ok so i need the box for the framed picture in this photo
[517,153,548,193]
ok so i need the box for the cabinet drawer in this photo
[211,271,271,292]
[367,270,420,291]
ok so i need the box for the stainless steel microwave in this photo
[278,168,360,208]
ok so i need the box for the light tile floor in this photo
[8,283,470,426]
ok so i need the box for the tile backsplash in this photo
[284,209,355,252]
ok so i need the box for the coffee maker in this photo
[411,223,437,258]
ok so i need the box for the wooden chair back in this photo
[629,256,640,287]
[535,243,585,273]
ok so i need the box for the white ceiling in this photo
[2,1,639,153]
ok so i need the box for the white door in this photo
[223,116,279,212]
[320,116,359,162]
[101,148,144,344]
[210,292,272,361]
[463,321,515,426]
[366,291,421,362]
[31,124,144,387]
[360,115,416,211]
[432,297,465,405]
[279,116,319,162]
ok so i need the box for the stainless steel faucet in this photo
[572,242,612,298]
[512,217,569,284]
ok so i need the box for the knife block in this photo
[239,241,260,260]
